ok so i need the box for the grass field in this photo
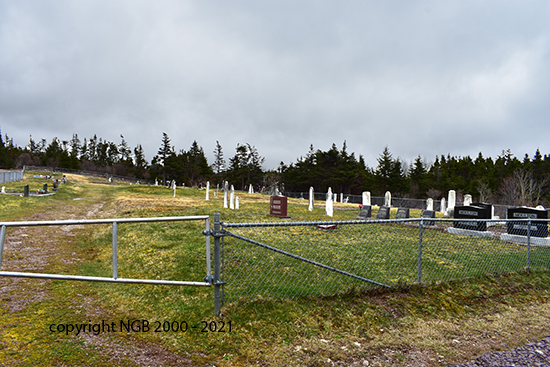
[0,172,549,366]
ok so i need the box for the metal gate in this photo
[215,214,401,307]
[0,215,224,315]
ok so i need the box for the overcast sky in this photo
[1,0,549,170]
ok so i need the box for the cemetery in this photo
[0,171,549,366]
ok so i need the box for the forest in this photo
[1,128,549,207]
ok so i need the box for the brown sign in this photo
[269,196,290,218]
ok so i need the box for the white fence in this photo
[0,169,25,184]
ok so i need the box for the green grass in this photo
[1,172,550,366]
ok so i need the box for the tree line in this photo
[1,128,549,206]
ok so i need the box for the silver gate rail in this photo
[0,216,213,287]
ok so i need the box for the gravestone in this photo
[340,193,344,203]
[362,191,371,206]
[396,208,410,219]
[230,185,235,209]
[155,179,158,186]
[445,190,456,216]
[53,179,59,191]
[206,181,210,201]
[453,205,488,231]
[441,198,446,213]
[236,196,239,210]
[249,184,254,194]
[270,196,290,218]
[506,207,549,237]
[471,202,493,220]
[223,181,228,208]
[420,210,436,226]
[357,205,371,219]
[376,206,390,220]
[326,188,334,217]
[24,184,29,197]
[43,183,48,193]
[308,187,314,211]
[426,198,433,211]
[1,187,5,194]
[384,191,391,207]
[463,194,472,206]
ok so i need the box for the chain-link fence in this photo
[219,218,550,305]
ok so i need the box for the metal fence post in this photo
[214,213,222,316]
[112,222,118,279]
[527,219,531,271]
[0,225,6,270]
[417,218,424,284]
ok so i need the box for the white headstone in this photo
[308,187,314,211]
[427,198,433,211]
[155,178,158,186]
[1,186,5,194]
[236,196,240,210]
[445,190,456,216]
[385,191,392,207]
[206,181,210,201]
[173,181,177,198]
[441,198,446,213]
[248,184,254,194]
[362,191,371,206]
[463,194,472,206]
[326,188,334,217]
[333,193,337,202]
[223,181,228,208]
[448,190,456,210]
[230,185,235,209]
[340,193,344,203]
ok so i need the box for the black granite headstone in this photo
[507,207,549,237]
[376,206,390,220]
[454,205,487,231]
[471,202,493,220]
[396,208,410,219]
[421,210,436,226]
[358,205,371,219]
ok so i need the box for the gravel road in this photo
[450,334,550,367]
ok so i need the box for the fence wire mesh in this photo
[220,218,550,304]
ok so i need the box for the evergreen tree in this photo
[119,135,132,164]
[212,140,226,176]
[153,132,175,183]
[375,146,406,195]
[408,155,429,198]
[133,144,147,178]
[0,128,8,168]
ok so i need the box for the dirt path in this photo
[0,193,202,366]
